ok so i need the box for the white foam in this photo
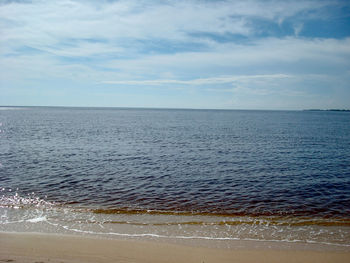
[59,227,350,247]
[27,216,47,223]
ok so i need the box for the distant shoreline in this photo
[303,109,350,112]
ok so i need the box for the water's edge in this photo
[1,191,350,251]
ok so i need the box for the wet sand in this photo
[1,232,350,263]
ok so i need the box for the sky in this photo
[0,0,350,110]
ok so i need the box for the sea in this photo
[1,106,350,249]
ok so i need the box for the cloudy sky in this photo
[1,0,349,109]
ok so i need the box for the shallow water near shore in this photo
[1,192,350,250]
[1,107,350,248]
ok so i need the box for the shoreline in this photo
[2,202,350,249]
[1,232,350,263]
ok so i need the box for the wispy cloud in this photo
[0,0,341,56]
[0,0,349,109]
[293,23,304,37]
[102,74,292,86]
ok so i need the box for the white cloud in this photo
[102,74,292,86]
[293,23,304,37]
[99,37,350,78]
[1,0,349,109]
[0,0,336,52]
[1,1,345,71]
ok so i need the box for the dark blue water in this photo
[1,107,350,218]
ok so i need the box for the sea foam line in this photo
[44,220,350,248]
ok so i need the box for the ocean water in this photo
[1,107,350,248]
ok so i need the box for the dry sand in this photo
[1,232,349,263]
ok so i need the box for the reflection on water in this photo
[1,190,350,248]
[1,107,349,218]
[0,107,350,247]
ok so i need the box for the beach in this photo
[1,232,350,263]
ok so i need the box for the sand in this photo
[1,232,350,263]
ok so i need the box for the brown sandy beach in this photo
[1,232,349,263]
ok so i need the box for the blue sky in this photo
[1,0,349,109]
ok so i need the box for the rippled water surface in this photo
[1,107,350,217]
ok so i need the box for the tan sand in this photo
[1,232,349,263]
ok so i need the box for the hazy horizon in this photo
[2,105,350,112]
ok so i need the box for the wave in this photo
[2,190,350,227]
[1,190,350,249]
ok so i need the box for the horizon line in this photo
[0,105,309,112]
